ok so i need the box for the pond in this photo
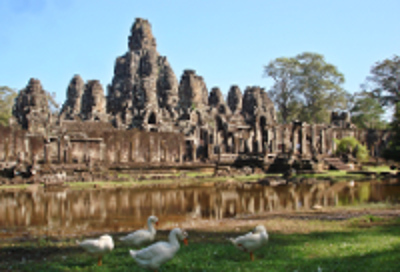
[1,180,400,239]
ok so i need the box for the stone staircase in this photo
[324,157,351,171]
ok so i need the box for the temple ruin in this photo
[0,18,390,182]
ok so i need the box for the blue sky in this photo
[1,0,399,108]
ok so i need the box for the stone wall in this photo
[3,17,391,178]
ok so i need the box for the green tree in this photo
[334,136,369,163]
[296,52,348,123]
[264,57,302,124]
[365,55,400,161]
[264,52,348,124]
[367,55,400,110]
[0,86,17,126]
[349,91,386,129]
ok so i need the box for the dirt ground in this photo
[171,206,400,235]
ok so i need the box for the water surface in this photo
[1,180,399,239]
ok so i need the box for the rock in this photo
[59,75,85,121]
[242,86,276,126]
[12,78,51,133]
[227,85,242,114]
[80,80,107,121]
[107,18,179,129]
[178,69,208,112]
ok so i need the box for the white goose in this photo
[76,234,114,266]
[129,227,188,272]
[229,225,269,261]
[119,215,159,247]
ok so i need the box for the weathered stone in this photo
[59,75,85,121]
[107,18,179,129]
[80,80,107,121]
[3,17,383,180]
[12,78,51,133]
[178,70,208,112]
[242,86,276,125]
[227,85,242,114]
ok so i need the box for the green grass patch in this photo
[2,217,400,271]
[362,165,394,173]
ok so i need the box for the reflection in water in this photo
[0,180,399,238]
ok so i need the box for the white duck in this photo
[119,215,159,247]
[229,225,269,261]
[76,234,114,266]
[129,227,188,272]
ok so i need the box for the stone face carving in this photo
[242,86,275,125]
[227,85,243,115]
[107,18,179,128]
[6,17,381,172]
[80,80,107,121]
[60,75,85,121]
[12,78,51,133]
[178,70,208,112]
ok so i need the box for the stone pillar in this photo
[129,140,133,162]
[179,142,183,163]
[332,129,337,153]
[301,125,307,155]
[100,142,106,162]
[147,136,152,163]
[156,137,160,162]
[282,126,286,153]
[320,129,326,154]
[44,139,50,164]
[292,127,298,154]
[191,141,197,162]
[272,127,278,153]
[311,124,316,153]
[233,135,239,154]
[134,136,139,162]
[57,137,61,164]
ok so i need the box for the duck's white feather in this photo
[229,225,269,253]
[120,215,158,247]
[77,235,114,255]
[129,228,187,271]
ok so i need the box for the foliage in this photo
[349,91,386,129]
[334,136,369,162]
[366,55,400,108]
[264,52,348,124]
[0,86,17,126]
[264,57,302,124]
[382,102,400,161]
[364,55,400,160]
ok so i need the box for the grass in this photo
[361,165,395,173]
[1,215,400,271]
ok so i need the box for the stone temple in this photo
[0,18,390,181]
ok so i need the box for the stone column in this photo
[100,142,106,162]
[233,135,239,154]
[320,129,326,154]
[57,137,61,164]
[147,136,152,163]
[301,125,307,155]
[191,141,197,162]
[179,142,183,163]
[332,129,337,153]
[311,124,316,153]
[44,139,50,164]
[272,127,278,153]
[128,140,133,162]
[292,126,298,154]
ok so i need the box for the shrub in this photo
[334,136,369,163]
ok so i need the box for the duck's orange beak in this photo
[155,221,159,226]
[183,238,188,246]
